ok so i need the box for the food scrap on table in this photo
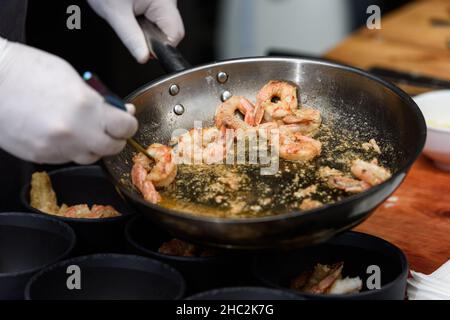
[290,262,362,295]
[30,172,121,219]
[158,238,216,257]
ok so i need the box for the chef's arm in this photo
[88,0,185,63]
[0,36,137,164]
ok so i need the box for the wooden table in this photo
[325,0,450,274]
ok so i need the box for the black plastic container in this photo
[253,231,408,300]
[20,166,136,254]
[125,215,255,294]
[187,287,303,300]
[0,212,76,300]
[25,254,185,300]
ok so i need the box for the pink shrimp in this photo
[215,96,257,130]
[279,131,322,162]
[256,81,298,122]
[282,107,322,136]
[173,127,226,165]
[131,144,177,204]
[319,166,371,194]
[351,159,391,186]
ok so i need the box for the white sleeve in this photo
[0,37,9,78]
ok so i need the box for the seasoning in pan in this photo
[129,80,393,218]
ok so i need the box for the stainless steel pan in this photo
[103,20,426,249]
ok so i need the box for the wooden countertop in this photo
[325,0,450,274]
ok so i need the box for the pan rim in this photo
[106,56,426,225]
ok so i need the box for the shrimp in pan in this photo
[327,176,371,194]
[131,144,177,204]
[351,159,391,186]
[282,107,322,136]
[279,130,322,162]
[215,96,259,130]
[256,80,298,122]
[318,166,371,194]
[172,127,226,165]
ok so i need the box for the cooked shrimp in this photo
[256,81,298,122]
[351,159,391,186]
[252,98,265,126]
[282,107,322,136]
[131,153,161,204]
[257,121,279,141]
[61,204,121,218]
[327,176,371,193]
[240,97,259,126]
[131,144,177,204]
[174,127,226,164]
[146,144,177,187]
[279,131,322,161]
[299,198,323,210]
[307,262,344,294]
[61,204,93,218]
[291,262,344,294]
[90,205,121,218]
[215,96,256,130]
[319,166,370,194]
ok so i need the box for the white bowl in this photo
[414,90,450,171]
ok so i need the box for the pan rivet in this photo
[173,104,185,115]
[221,90,232,102]
[217,72,228,84]
[169,84,180,96]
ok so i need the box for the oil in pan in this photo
[159,118,396,218]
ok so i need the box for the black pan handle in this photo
[138,16,191,74]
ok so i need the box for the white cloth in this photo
[88,0,185,63]
[408,260,450,300]
[0,39,138,164]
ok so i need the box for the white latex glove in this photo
[0,38,138,164]
[88,0,185,63]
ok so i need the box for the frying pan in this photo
[103,20,426,249]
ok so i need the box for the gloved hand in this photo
[0,38,138,164]
[88,0,185,63]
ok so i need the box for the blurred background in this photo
[26,0,411,97]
